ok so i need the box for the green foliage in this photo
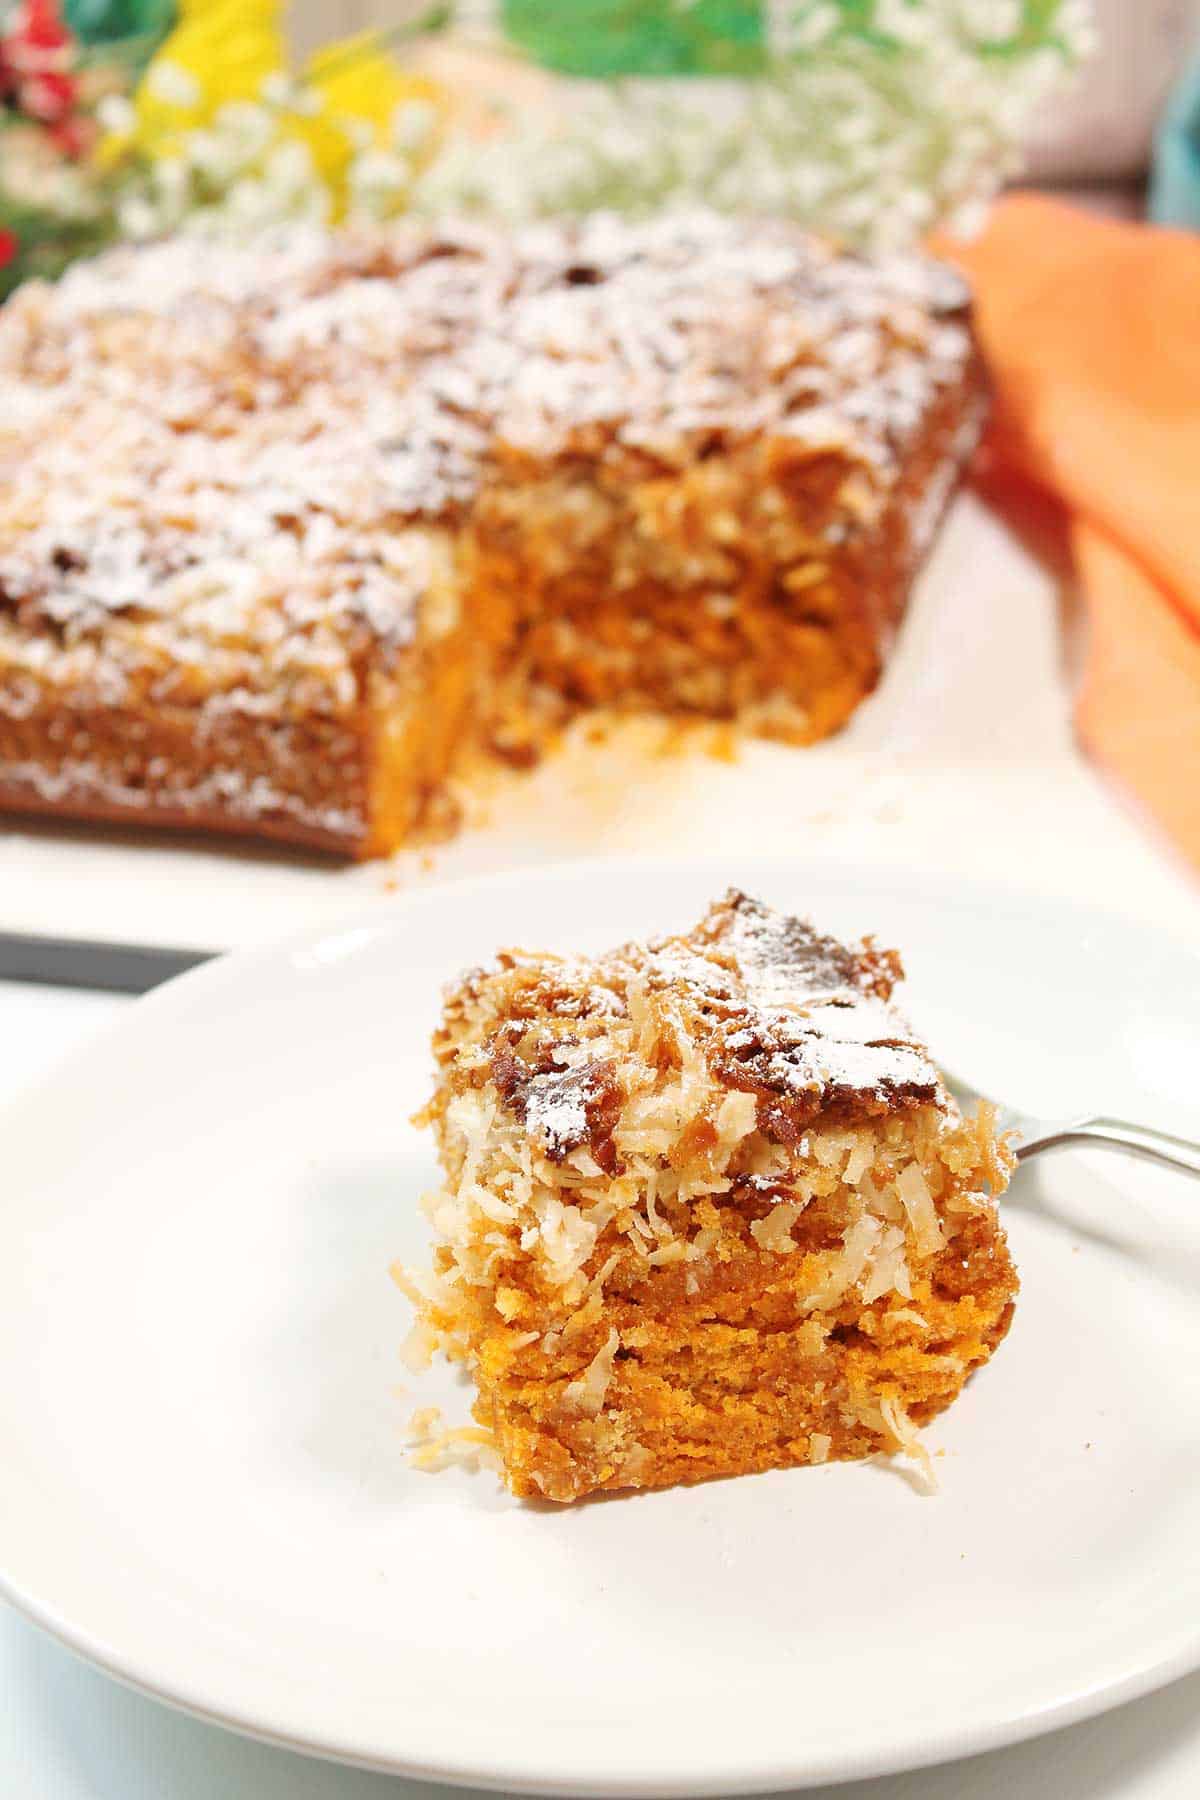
[0,202,112,298]
[497,1,1081,74]
[501,1,769,78]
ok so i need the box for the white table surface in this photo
[2,972,1200,1800]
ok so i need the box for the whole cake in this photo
[0,216,984,855]
[401,890,1017,1501]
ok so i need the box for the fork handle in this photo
[1018,1116,1200,1180]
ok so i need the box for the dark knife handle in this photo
[0,933,214,995]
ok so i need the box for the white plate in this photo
[1,859,1198,1797]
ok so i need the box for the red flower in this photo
[7,1,73,60]
[0,0,78,120]
[1,0,91,156]
[0,231,18,272]
[49,111,95,157]
[18,69,76,123]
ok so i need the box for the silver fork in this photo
[946,1074,1200,1179]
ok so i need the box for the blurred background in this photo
[3,1,1198,302]
[288,0,1198,205]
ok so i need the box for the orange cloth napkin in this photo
[935,193,1200,875]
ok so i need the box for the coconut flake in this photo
[563,1328,621,1418]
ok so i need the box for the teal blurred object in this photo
[1149,50,1200,230]
[63,0,175,49]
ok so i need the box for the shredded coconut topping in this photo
[411,890,953,1322]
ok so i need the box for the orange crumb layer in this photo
[476,1194,1015,1501]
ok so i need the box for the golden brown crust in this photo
[0,780,358,856]
[0,692,375,854]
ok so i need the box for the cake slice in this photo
[402,890,1017,1501]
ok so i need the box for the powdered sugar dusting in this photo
[524,1066,598,1160]
[683,890,940,1106]
[0,756,364,839]
[463,890,942,1141]
[1,212,972,724]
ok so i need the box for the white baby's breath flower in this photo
[116,195,163,240]
[785,160,833,209]
[149,154,190,217]
[212,101,276,162]
[410,0,1091,252]
[261,72,321,116]
[97,94,135,136]
[260,71,293,108]
[290,84,324,118]
[347,147,414,219]
[144,60,202,109]
[182,128,244,185]
[780,3,840,53]
[225,177,271,226]
[342,116,376,152]
[957,0,1024,38]
[391,98,437,152]
[872,0,929,44]
[114,0,1091,256]
[291,185,333,225]
[263,137,317,195]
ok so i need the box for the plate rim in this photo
[2,852,1199,1796]
[6,1592,1200,1800]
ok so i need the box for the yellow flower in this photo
[98,9,446,227]
[103,0,287,164]
[293,33,444,206]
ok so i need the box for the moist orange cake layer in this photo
[401,890,1017,1502]
[0,215,985,854]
